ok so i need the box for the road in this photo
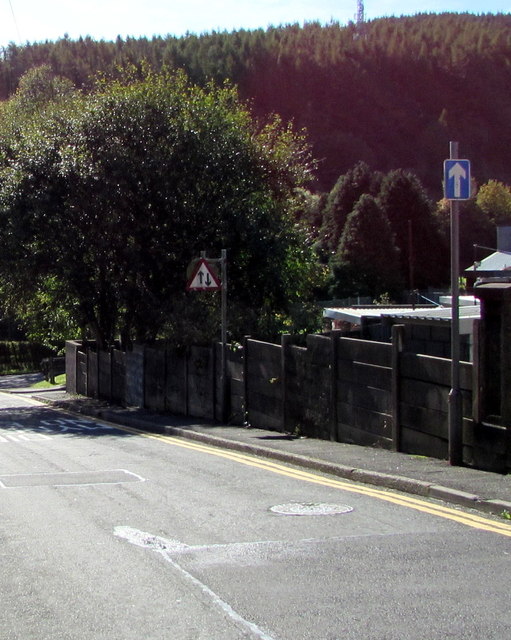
[0,392,510,640]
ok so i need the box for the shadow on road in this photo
[0,405,136,439]
[0,373,45,389]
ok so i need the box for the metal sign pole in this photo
[448,141,463,465]
[220,249,228,423]
[197,249,227,422]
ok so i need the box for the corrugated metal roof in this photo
[386,305,479,320]
[323,306,415,323]
[385,305,480,334]
[323,304,480,334]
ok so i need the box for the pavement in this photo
[2,374,510,518]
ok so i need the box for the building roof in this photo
[383,305,480,334]
[323,303,480,335]
[466,250,511,272]
[323,306,417,324]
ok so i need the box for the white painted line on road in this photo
[0,415,116,443]
[114,528,409,560]
[114,526,190,553]
[0,430,54,443]
[115,526,278,640]
[0,469,146,488]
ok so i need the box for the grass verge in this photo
[30,374,66,389]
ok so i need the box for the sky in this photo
[0,0,509,47]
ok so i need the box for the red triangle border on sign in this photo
[186,258,222,291]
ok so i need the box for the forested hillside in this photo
[0,12,510,194]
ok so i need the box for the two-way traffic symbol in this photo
[186,258,222,291]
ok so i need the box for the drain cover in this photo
[270,502,353,516]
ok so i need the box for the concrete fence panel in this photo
[111,349,126,405]
[125,346,143,407]
[98,350,112,401]
[303,335,332,440]
[335,338,393,449]
[245,339,282,431]
[165,348,188,415]
[285,345,309,435]
[218,345,244,424]
[87,350,99,399]
[145,347,166,412]
[187,345,215,420]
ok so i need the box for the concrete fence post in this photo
[242,336,250,426]
[391,324,405,451]
[330,331,340,441]
[65,340,80,395]
[471,318,483,424]
[281,333,292,433]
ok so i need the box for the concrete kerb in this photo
[9,386,66,395]
[35,397,511,519]
[476,498,511,515]
[350,469,433,497]
[428,485,480,507]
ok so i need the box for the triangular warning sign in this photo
[186,258,221,291]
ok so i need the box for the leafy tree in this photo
[0,68,319,347]
[292,187,325,234]
[0,276,81,350]
[5,64,76,116]
[476,179,511,226]
[329,194,402,299]
[434,197,496,270]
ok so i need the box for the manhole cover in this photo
[270,502,353,516]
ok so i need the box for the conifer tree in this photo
[378,169,445,289]
[329,194,402,298]
[321,161,383,254]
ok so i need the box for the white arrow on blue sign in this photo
[444,159,471,200]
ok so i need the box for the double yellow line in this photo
[115,424,511,538]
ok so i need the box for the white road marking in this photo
[0,416,115,443]
[0,430,51,443]
[38,418,114,432]
[115,526,278,640]
[0,469,146,488]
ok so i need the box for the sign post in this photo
[444,143,471,466]
[187,250,228,422]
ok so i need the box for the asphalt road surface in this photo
[0,392,510,640]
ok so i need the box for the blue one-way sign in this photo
[444,159,471,200]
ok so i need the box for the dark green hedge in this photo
[0,342,55,374]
